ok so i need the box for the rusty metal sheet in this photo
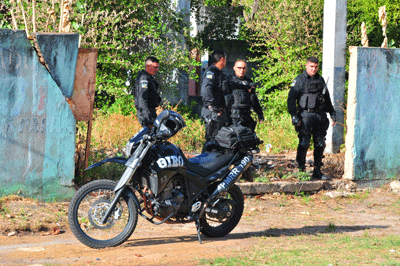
[70,48,98,121]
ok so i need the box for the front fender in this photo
[85,157,129,170]
[123,185,141,210]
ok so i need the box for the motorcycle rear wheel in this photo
[68,180,138,249]
[200,184,244,237]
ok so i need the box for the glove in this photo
[249,83,256,93]
[330,112,337,123]
[291,115,301,126]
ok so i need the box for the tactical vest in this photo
[299,78,324,110]
[231,80,251,109]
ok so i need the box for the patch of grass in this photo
[254,168,312,183]
[253,174,271,183]
[325,222,336,232]
[282,171,312,182]
[200,234,400,266]
[256,113,298,153]
[349,191,370,200]
[90,111,142,149]
[294,191,314,205]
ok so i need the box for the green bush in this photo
[245,0,324,96]
[102,95,136,116]
[347,1,400,48]
[255,89,297,152]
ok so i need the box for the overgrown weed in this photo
[256,112,298,153]
[282,171,312,182]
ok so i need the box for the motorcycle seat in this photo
[184,151,235,177]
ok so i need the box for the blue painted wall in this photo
[345,47,400,180]
[0,29,77,201]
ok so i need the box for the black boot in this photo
[313,146,325,169]
[312,167,329,180]
[296,145,307,172]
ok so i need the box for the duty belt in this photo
[233,108,251,114]
[303,108,323,113]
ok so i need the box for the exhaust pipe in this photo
[209,154,253,200]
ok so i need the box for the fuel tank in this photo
[149,142,187,195]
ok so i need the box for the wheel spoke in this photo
[68,180,138,248]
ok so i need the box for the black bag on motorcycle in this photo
[215,125,260,149]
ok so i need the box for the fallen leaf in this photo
[52,226,60,235]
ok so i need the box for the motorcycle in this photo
[68,110,262,249]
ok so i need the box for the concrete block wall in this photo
[345,46,400,180]
[0,29,78,201]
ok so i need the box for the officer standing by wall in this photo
[201,49,228,152]
[227,60,264,131]
[133,56,162,128]
[287,56,336,180]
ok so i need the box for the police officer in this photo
[133,56,162,128]
[201,50,228,152]
[227,60,264,131]
[287,56,336,180]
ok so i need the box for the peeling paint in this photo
[0,29,77,201]
[345,47,400,180]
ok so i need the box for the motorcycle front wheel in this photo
[200,184,244,237]
[68,180,138,249]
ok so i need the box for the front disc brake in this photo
[88,199,122,229]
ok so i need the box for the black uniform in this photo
[227,75,264,131]
[287,70,336,173]
[201,65,227,146]
[134,70,161,127]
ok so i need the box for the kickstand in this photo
[195,219,202,244]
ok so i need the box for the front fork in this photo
[209,154,252,200]
[100,140,153,224]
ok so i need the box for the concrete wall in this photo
[344,46,400,180]
[0,29,78,201]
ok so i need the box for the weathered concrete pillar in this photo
[0,29,78,201]
[322,0,347,154]
[345,47,400,180]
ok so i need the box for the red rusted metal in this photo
[71,48,98,122]
[71,48,98,170]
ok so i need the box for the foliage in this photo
[256,114,297,152]
[164,100,200,120]
[256,89,298,152]
[263,89,290,119]
[0,0,60,32]
[192,4,245,49]
[1,0,201,114]
[89,111,141,149]
[347,0,400,48]
[283,171,312,182]
[101,95,136,116]
[76,0,201,106]
[244,0,324,96]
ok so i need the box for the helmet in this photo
[154,110,186,139]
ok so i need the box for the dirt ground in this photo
[1,152,399,266]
